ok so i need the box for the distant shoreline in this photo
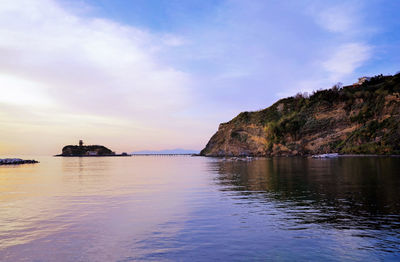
[54,154,131,157]
[197,154,400,158]
[52,154,400,158]
[131,154,194,156]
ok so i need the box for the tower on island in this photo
[57,140,129,157]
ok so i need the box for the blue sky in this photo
[0,0,399,154]
[66,0,399,103]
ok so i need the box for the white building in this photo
[86,151,98,156]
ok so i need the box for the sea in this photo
[0,156,399,261]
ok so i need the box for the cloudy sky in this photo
[0,0,399,155]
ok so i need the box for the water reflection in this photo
[0,156,206,261]
[0,156,399,261]
[211,157,400,230]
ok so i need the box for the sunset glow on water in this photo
[0,156,399,261]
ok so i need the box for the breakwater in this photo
[0,158,39,165]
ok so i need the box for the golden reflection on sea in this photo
[0,156,209,259]
[1,156,399,261]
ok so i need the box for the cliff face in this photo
[61,145,114,156]
[201,74,400,156]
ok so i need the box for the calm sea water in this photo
[0,156,399,261]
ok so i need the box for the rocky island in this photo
[56,140,130,157]
[201,73,400,157]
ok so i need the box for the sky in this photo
[0,0,399,155]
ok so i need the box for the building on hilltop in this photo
[354,76,371,85]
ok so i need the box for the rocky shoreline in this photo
[0,158,39,165]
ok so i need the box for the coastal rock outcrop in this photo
[201,73,400,156]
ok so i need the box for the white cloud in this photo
[0,0,191,117]
[322,43,372,80]
[315,6,356,33]
[0,74,54,106]
[0,0,202,154]
[307,1,363,35]
[276,41,372,99]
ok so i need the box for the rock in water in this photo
[0,158,39,165]
[311,153,339,159]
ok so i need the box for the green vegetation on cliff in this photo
[201,73,400,156]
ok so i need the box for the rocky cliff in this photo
[201,73,400,156]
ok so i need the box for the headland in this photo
[201,73,400,157]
